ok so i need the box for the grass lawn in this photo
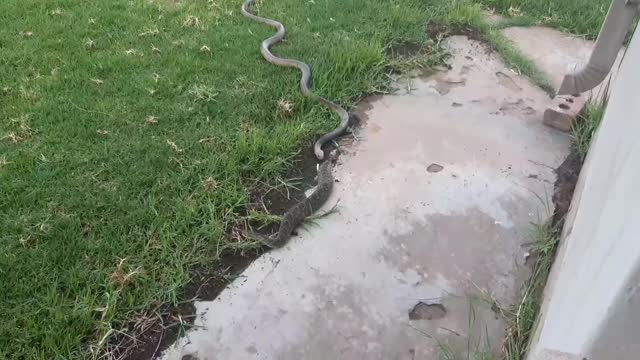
[0,0,609,358]
[475,0,610,39]
[0,0,447,357]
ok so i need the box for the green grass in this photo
[473,0,610,39]
[500,222,561,359]
[0,0,586,357]
[0,0,456,358]
[573,82,609,159]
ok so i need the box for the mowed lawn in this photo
[0,0,442,357]
[0,0,608,358]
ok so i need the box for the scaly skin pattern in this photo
[254,161,334,248]
[242,0,346,247]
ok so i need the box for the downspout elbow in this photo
[558,0,638,95]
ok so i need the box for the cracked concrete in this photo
[160,36,570,360]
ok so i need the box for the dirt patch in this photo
[426,22,488,46]
[409,302,447,320]
[427,163,444,173]
[551,146,584,225]
[117,251,260,360]
[351,95,382,126]
[251,145,324,236]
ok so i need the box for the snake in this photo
[241,0,348,247]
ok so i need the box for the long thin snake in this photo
[241,0,350,160]
[241,0,348,247]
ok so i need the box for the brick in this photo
[543,94,587,132]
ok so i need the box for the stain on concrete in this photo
[427,163,444,173]
[496,71,522,91]
[351,95,382,126]
[409,302,447,320]
[427,73,467,95]
[459,65,473,75]
[377,207,525,302]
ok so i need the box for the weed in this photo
[573,81,610,159]
[502,222,561,359]
[573,102,606,160]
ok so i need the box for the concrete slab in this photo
[502,26,623,99]
[160,36,570,360]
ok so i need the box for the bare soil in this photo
[426,22,488,47]
[121,252,260,360]
[552,146,583,225]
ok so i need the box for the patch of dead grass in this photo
[110,258,141,287]
[277,99,294,117]
[188,83,217,103]
[203,177,218,191]
[183,15,201,28]
[146,115,159,125]
[166,139,183,153]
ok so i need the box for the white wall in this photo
[527,28,640,360]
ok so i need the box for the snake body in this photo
[241,0,350,160]
[255,161,334,248]
[241,0,347,247]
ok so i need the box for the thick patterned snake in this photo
[241,0,348,247]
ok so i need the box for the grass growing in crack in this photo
[500,221,561,360]
[573,81,610,160]
[474,0,610,39]
[0,0,579,357]
[573,102,606,160]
